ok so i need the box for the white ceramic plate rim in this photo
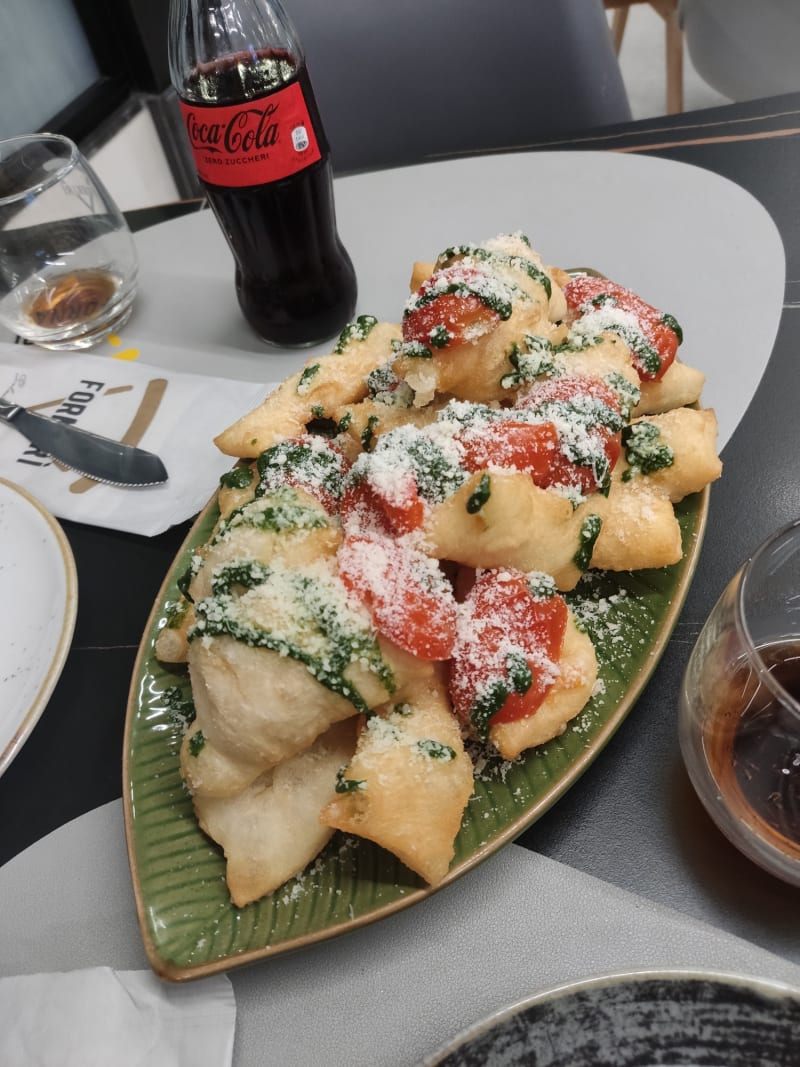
[0,477,78,776]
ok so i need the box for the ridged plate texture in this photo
[124,488,707,980]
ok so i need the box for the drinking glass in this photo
[679,519,800,886]
[0,132,138,349]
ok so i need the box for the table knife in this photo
[0,397,169,486]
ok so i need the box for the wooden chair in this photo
[604,0,684,114]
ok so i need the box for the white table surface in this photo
[124,150,785,453]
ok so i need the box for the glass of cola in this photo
[679,518,800,886]
[0,133,138,350]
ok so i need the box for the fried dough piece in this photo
[332,395,445,462]
[217,464,258,518]
[582,482,683,572]
[189,488,341,602]
[396,235,566,407]
[214,320,402,458]
[489,616,598,759]
[320,672,474,885]
[552,335,640,392]
[183,556,398,796]
[635,360,705,416]
[623,407,722,502]
[395,315,564,407]
[154,602,195,664]
[194,719,357,907]
[424,471,585,591]
[184,639,361,796]
[184,557,441,798]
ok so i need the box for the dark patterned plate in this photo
[423,970,800,1066]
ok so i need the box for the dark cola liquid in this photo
[707,640,800,855]
[183,54,356,348]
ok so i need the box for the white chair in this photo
[679,0,800,102]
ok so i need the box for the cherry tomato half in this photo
[449,569,567,733]
[403,266,502,351]
[338,534,457,661]
[563,275,679,381]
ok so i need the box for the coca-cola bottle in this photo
[168,0,357,348]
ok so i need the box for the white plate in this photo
[0,478,77,775]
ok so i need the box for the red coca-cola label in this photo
[179,81,322,188]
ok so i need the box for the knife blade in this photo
[0,397,169,486]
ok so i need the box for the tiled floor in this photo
[91,9,731,212]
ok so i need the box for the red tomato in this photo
[449,569,568,734]
[514,375,623,494]
[340,473,425,536]
[403,265,501,350]
[338,535,457,660]
[563,275,679,381]
[456,420,560,483]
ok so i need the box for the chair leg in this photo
[664,8,683,113]
[610,7,629,53]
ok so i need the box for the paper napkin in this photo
[0,967,236,1067]
[0,343,275,536]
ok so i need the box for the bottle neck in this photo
[169,0,304,102]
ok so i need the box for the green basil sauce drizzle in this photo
[164,599,189,629]
[213,487,328,545]
[361,414,380,452]
[256,439,344,502]
[334,314,379,353]
[189,564,395,716]
[416,739,455,761]
[435,243,552,299]
[406,278,515,321]
[470,651,533,740]
[335,767,366,793]
[163,685,195,725]
[296,363,320,394]
[500,336,557,389]
[219,465,254,491]
[573,514,603,571]
[660,312,683,344]
[622,422,674,480]
[466,473,491,514]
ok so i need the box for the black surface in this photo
[2,93,799,963]
[431,975,800,1067]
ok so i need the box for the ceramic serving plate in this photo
[0,478,77,777]
[422,969,800,1066]
[124,485,707,981]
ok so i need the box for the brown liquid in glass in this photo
[27,269,117,330]
[706,640,800,858]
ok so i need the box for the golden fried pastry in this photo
[320,673,473,885]
[194,720,357,906]
[156,230,723,905]
[214,319,402,458]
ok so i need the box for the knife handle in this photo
[0,397,20,420]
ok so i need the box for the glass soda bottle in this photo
[168,0,357,348]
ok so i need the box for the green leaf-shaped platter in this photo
[124,486,707,981]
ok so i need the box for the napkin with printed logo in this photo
[0,343,275,535]
[0,967,236,1067]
